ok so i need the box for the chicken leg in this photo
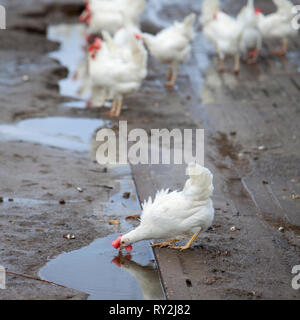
[115,99,123,117]
[232,54,240,75]
[271,38,288,57]
[152,240,179,248]
[165,66,172,81]
[165,70,178,87]
[171,232,201,251]
[109,100,118,116]
[218,58,226,72]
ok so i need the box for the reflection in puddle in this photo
[111,253,164,300]
[0,117,109,152]
[47,24,88,108]
[39,234,163,300]
[40,164,164,300]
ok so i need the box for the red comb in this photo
[111,235,122,249]
[255,8,262,14]
[88,38,102,57]
[135,34,142,40]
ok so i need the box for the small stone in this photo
[23,75,29,81]
[291,194,300,200]
[262,180,269,185]
[8,198,14,202]
[0,197,3,203]
[230,226,237,232]
[109,219,120,225]
[76,187,83,193]
[230,131,237,136]
[258,145,265,151]
[59,199,66,205]
[123,192,131,199]
[278,227,284,232]
[64,234,75,240]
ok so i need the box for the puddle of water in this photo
[39,234,164,300]
[287,51,300,73]
[0,197,83,206]
[0,117,108,152]
[39,164,164,300]
[47,24,89,107]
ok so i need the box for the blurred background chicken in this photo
[142,13,196,87]
[237,0,262,64]
[88,34,147,116]
[201,0,264,73]
[256,0,298,56]
[112,163,214,251]
[80,0,146,36]
[200,0,242,73]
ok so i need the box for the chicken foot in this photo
[218,58,227,72]
[151,240,179,248]
[165,70,178,87]
[109,100,118,116]
[171,232,201,251]
[271,38,288,57]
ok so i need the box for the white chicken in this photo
[200,0,242,73]
[142,13,196,87]
[110,26,144,60]
[256,0,298,56]
[80,0,146,36]
[237,0,262,64]
[201,0,263,72]
[88,34,147,116]
[112,163,214,251]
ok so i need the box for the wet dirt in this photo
[0,0,164,299]
[0,0,299,300]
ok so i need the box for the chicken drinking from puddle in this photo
[112,163,214,251]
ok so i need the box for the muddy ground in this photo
[0,0,300,299]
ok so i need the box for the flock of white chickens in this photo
[75,0,298,251]
[201,0,298,73]
[79,0,195,116]
[77,0,298,117]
